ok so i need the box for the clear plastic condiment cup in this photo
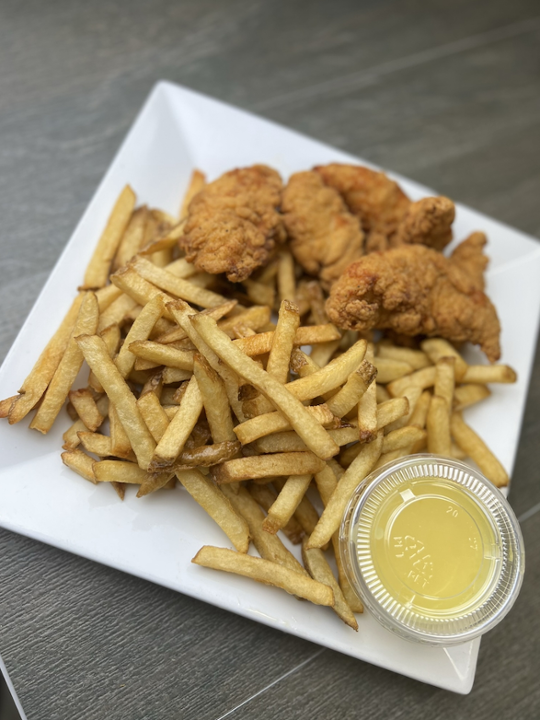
[339,454,525,645]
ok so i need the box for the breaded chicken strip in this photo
[450,231,488,291]
[315,163,410,251]
[392,196,455,251]
[326,242,500,361]
[180,165,285,283]
[282,171,365,289]
[315,164,455,253]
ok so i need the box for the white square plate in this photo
[1,82,539,694]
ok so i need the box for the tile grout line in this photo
[214,648,326,720]
[518,501,540,525]
[254,15,540,111]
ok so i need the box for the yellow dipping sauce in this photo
[341,455,524,644]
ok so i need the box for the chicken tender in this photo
[180,165,286,283]
[315,163,410,251]
[282,171,365,289]
[326,243,500,361]
[392,196,455,251]
[450,231,488,291]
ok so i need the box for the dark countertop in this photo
[0,1,539,718]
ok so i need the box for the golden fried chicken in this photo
[391,196,455,251]
[450,232,488,291]
[282,171,365,289]
[315,164,456,253]
[180,165,286,283]
[326,242,500,361]
[314,163,410,250]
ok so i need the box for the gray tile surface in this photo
[0,0,539,718]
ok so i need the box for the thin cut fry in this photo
[213,453,325,483]
[97,293,138,333]
[451,412,508,487]
[129,341,194,370]
[253,426,359,454]
[110,266,175,320]
[382,426,426,454]
[384,386,422,433]
[408,390,431,429]
[68,388,103,432]
[232,324,341,356]
[248,483,304,544]
[61,449,96,484]
[357,344,377,443]
[89,322,122,392]
[109,403,133,459]
[326,360,377,418]
[150,376,203,469]
[233,404,335,445]
[302,540,358,630]
[377,344,431,370]
[267,300,300,383]
[427,395,451,456]
[308,432,383,549]
[376,397,410,430]
[434,357,455,417]
[262,474,312,534]
[30,292,99,433]
[115,294,164,377]
[192,315,339,460]
[93,460,149,484]
[387,366,436,398]
[277,249,296,303]
[8,293,84,425]
[177,468,249,553]
[421,338,468,381]
[372,357,413,384]
[83,185,136,288]
[76,334,156,469]
[193,355,236,443]
[453,384,491,411]
[0,396,17,418]
[462,365,517,384]
[113,205,148,270]
[221,485,307,574]
[192,546,334,606]
[137,392,170,442]
[77,432,115,458]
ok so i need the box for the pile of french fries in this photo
[0,173,517,631]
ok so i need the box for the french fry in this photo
[162,257,199,280]
[310,339,341,369]
[8,293,84,425]
[115,294,165,378]
[111,266,176,320]
[451,412,508,487]
[97,293,138,333]
[68,388,104,432]
[192,315,339,460]
[248,483,304,544]
[140,218,186,258]
[377,344,431,370]
[82,185,136,289]
[262,474,312,534]
[192,546,334,606]
[76,334,156,469]
[172,441,240,468]
[179,169,206,219]
[156,300,237,344]
[451,441,467,460]
[62,396,109,450]
[129,340,194,371]
[93,459,149,484]
[193,355,236,443]
[162,368,193,385]
[30,292,99,433]
[326,360,377,418]
[89,322,122,392]
[277,249,295,304]
[233,403,335,445]
[308,431,383,549]
[95,284,124,312]
[382,426,426,454]
[372,357,413,384]
[384,386,422,433]
[0,396,17,419]
[221,485,307,574]
[306,280,328,324]
[253,426,359,454]
[137,392,170,442]
[462,365,517,384]
[113,205,148,271]
[453,383,491,411]
[421,338,468,381]
[302,540,358,630]
[77,432,115,458]
[177,469,249,553]
[267,300,300,383]
[61,449,96,484]
[434,357,455,417]
[243,278,275,308]
[427,395,451,456]
[213,453,325,483]
[131,256,226,308]
[231,324,341,357]
[150,376,203,469]
[408,390,431,429]
[376,397,410,430]
[357,344,377,443]
[387,366,436,398]
[376,384,391,404]
[141,371,163,398]
[109,403,133,459]
[218,305,271,335]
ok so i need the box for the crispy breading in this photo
[314,163,410,249]
[180,165,286,283]
[391,196,455,251]
[450,231,488,291]
[326,243,500,362]
[282,171,365,289]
